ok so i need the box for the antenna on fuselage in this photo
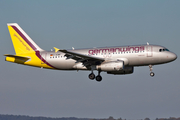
[72,47,74,50]
[147,42,149,45]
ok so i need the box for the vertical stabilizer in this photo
[7,23,43,55]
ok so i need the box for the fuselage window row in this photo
[49,51,145,59]
[88,50,144,56]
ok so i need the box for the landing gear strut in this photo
[88,66,102,81]
[96,71,102,82]
[88,72,103,81]
[149,65,155,77]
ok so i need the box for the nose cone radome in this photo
[169,53,177,61]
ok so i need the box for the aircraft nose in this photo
[169,53,177,61]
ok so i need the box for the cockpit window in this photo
[159,48,169,52]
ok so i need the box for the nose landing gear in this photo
[149,65,155,77]
[150,72,155,77]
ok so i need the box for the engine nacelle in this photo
[96,61,124,72]
[107,66,134,75]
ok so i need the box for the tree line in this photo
[0,115,179,120]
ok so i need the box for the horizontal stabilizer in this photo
[4,54,30,64]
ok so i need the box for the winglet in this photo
[54,47,60,53]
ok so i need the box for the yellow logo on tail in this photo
[5,23,55,69]
[13,33,30,51]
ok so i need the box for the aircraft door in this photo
[146,46,153,57]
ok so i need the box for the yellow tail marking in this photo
[6,24,55,69]
[8,25,34,55]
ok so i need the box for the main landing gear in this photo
[149,65,155,77]
[96,71,102,82]
[89,72,95,80]
[88,65,102,82]
[88,71,102,82]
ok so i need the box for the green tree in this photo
[144,118,150,120]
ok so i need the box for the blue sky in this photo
[0,0,180,119]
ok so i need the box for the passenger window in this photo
[159,49,162,52]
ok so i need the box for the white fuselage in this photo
[41,44,177,70]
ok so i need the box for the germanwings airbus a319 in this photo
[4,23,177,82]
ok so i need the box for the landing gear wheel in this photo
[96,75,102,82]
[149,65,155,77]
[150,72,155,77]
[89,73,95,80]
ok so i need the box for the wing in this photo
[54,47,104,66]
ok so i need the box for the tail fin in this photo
[7,23,43,55]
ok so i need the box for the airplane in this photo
[4,23,177,82]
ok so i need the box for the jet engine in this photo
[96,61,124,71]
[107,66,134,75]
